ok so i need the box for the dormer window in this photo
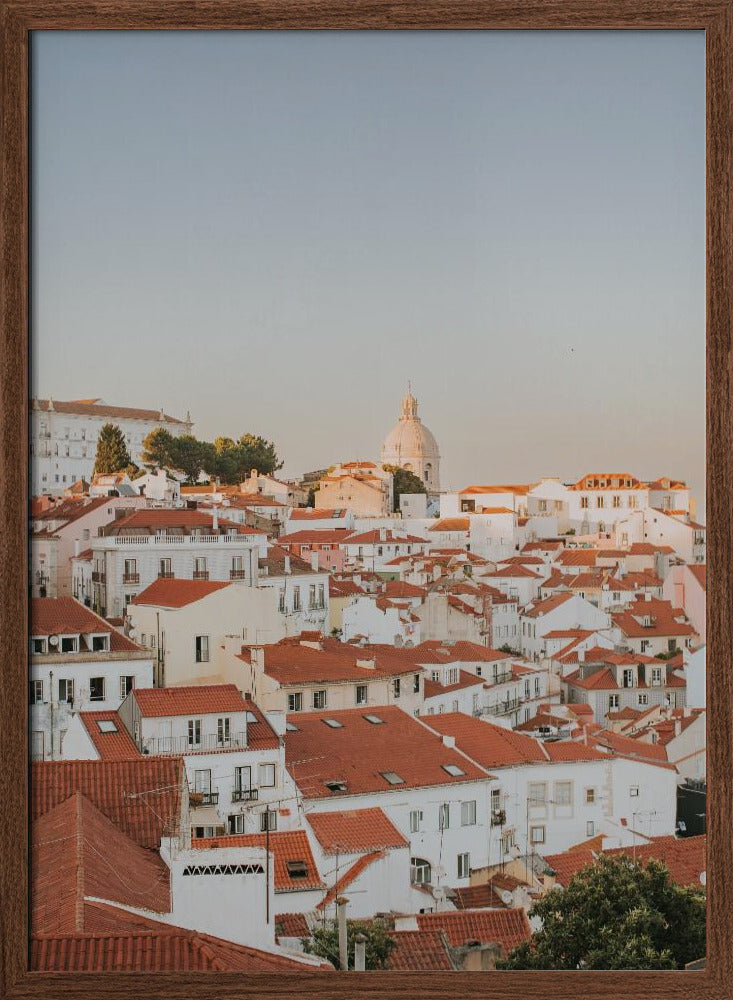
[286,860,309,880]
[60,636,78,653]
[31,637,47,655]
[91,634,109,652]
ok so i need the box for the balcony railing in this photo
[142,732,247,755]
[189,790,219,807]
[232,788,259,803]
[483,698,522,717]
[193,570,210,580]
[107,533,253,546]
[230,569,247,580]
[122,573,140,584]
[158,570,175,579]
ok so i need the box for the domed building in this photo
[381,387,441,492]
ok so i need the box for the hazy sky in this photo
[32,30,706,506]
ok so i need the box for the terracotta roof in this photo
[329,578,365,598]
[564,667,620,691]
[408,640,512,665]
[31,916,332,972]
[688,564,706,591]
[604,835,706,886]
[307,808,409,854]
[133,684,248,718]
[542,740,605,762]
[612,598,695,638]
[275,912,311,939]
[424,669,485,698]
[32,759,184,849]
[414,909,531,955]
[522,592,574,618]
[33,495,111,524]
[34,398,187,424]
[542,849,596,886]
[31,598,142,653]
[501,555,546,566]
[318,851,386,909]
[383,580,428,599]
[343,529,427,546]
[522,540,564,552]
[451,883,511,909]
[79,711,140,760]
[570,473,641,491]
[487,565,541,579]
[285,706,489,799]
[191,830,324,892]
[238,640,420,685]
[589,729,672,764]
[290,508,349,520]
[629,542,674,555]
[388,929,455,971]
[260,544,318,576]
[556,549,598,567]
[461,484,532,495]
[422,713,548,768]
[277,528,355,546]
[132,578,232,608]
[430,518,470,532]
[32,793,171,934]
[102,509,255,535]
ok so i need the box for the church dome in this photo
[381,388,441,491]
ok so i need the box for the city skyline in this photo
[31,30,705,506]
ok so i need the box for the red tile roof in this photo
[275,912,311,938]
[542,740,605,762]
[688,564,706,591]
[102,509,257,535]
[290,508,349,520]
[612,598,695,638]
[329,578,366,598]
[285,706,489,799]
[277,528,355,545]
[32,792,171,935]
[422,713,548,768]
[318,850,386,909]
[35,398,186,423]
[33,495,111,524]
[589,729,672,765]
[523,593,574,618]
[462,484,532,495]
[629,542,674,555]
[192,830,324,892]
[32,759,184,849]
[556,549,598,567]
[383,580,428,599]
[133,684,248,718]
[415,909,531,956]
[132,578,231,608]
[31,597,142,653]
[542,849,596,886]
[604,835,706,886]
[430,518,470,532]
[343,529,427,546]
[239,640,420,685]
[408,641,511,664]
[307,808,408,854]
[79,711,140,760]
[424,669,485,698]
[388,929,455,971]
[487,565,541,579]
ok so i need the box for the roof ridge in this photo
[74,792,86,931]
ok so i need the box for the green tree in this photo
[141,427,178,469]
[93,423,132,476]
[173,435,208,484]
[303,919,396,971]
[382,464,428,511]
[499,854,706,971]
[236,433,283,481]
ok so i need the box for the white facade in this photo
[341,595,421,647]
[520,596,611,662]
[31,397,192,495]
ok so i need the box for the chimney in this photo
[212,508,218,531]
[311,551,319,572]
[380,527,386,542]
[284,555,291,574]
[249,646,265,673]
[336,897,349,971]
[74,539,81,557]
[578,647,585,663]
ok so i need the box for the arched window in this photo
[410,858,432,885]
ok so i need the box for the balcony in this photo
[108,533,253,546]
[142,732,247,755]
[232,787,259,803]
[193,570,210,581]
[483,698,522,717]
[122,573,140,585]
[230,569,247,580]
[91,571,106,583]
[189,790,219,807]
[158,570,175,579]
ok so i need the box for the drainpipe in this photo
[336,896,349,970]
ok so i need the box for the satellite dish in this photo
[500,890,513,906]
[48,635,59,647]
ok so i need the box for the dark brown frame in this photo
[1,2,730,998]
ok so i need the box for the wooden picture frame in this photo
[1,2,730,997]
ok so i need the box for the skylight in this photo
[286,722,299,732]
[363,714,384,725]
[245,711,259,724]
[322,718,344,729]
[380,771,405,785]
[97,720,118,734]
[324,780,347,793]
[442,764,465,777]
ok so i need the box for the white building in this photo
[31,397,192,494]
[520,593,611,662]
[257,545,331,636]
[29,597,153,760]
[341,594,421,647]
[381,387,441,493]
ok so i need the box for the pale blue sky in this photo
[31,30,705,508]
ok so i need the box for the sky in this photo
[31,30,706,509]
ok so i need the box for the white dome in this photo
[381,389,440,490]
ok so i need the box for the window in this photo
[410,857,431,885]
[623,668,634,688]
[322,718,344,729]
[447,667,459,685]
[194,769,211,794]
[451,699,459,712]
[585,788,596,805]
[381,771,405,786]
[218,717,231,744]
[235,766,252,792]
[554,781,572,806]
[159,558,172,578]
[61,636,78,653]
[393,678,401,699]
[461,800,477,826]
[501,829,516,853]
[89,677,105,701]
[609,694,620,709]
[638,693,649,706]
[438,803,450,830]
[355,684,367,706]
[194,556,208,578]
[580,496,589,509]
[530,825,545,844]
[318,584,325,608]
[58,678,74,703]
[309,584,316,609]
[651,667,662,685]
[288,692,303,712]
[258,763,276,787]
[596,496,604,508]
[228,814,245,835]
[363,714,384,725]
[457,853,471,879]
[413,672,420,693]
[640,639,650,653]
[188,719,202,747]
[630,786,639,797]
[613,495,621,508]
[123,558,137,582]
[260,810,277,832]
[119,676,134,699]
[286,860,309,880]
[443,764,465,777]
[409,809,423,833]
[528,782,546,807]
[29,680,43,704]
[278,590,286,613]
[312,690,327,710]
[293,587,301,611]
[587,821,595,837]
[195,635,210,663]
[31,637,47,654]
